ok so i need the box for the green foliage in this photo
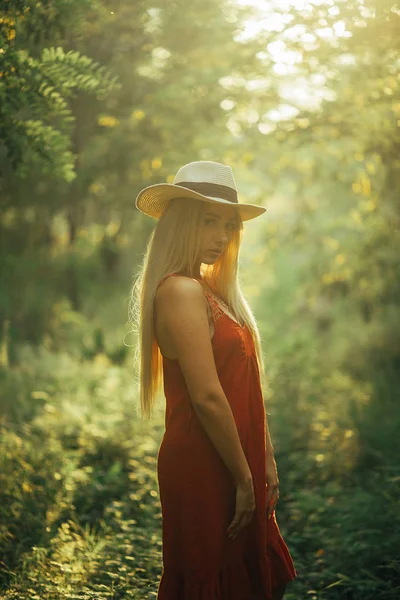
[0,346,164,596]
[0,2,120,180]
[283,475,400,599]
[1,343,399,598]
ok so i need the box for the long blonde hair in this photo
[128,197,265,419]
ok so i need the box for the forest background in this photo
[0,0,399,598]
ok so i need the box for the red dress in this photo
[156,274,297,600]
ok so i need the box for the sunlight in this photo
[230,0,350,115]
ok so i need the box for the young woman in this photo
[131,161,297,600]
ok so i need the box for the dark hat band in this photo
[176,181,238,204]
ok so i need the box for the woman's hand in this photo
[266,454,279,519]
[227,478,255,539]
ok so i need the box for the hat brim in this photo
[135,183,266,221]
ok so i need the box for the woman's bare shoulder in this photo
[154,275,209,339]
[155,274,203,304]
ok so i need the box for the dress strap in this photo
[202,290,226,324]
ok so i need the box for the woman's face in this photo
[197,203,239,265]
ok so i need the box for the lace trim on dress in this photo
[201,288,245,329]
[202,291,226,325]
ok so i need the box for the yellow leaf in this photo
[151,158,162,170]
[361,177,371,196]
[98,115,119,128]
[132,109,145,121]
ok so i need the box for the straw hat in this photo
[135,160,266,221]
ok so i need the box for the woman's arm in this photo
[265,411,275,455]
[264,408,279,518]
[155,276,253,487]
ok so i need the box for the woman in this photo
[131,161,297,599]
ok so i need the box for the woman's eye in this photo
[204,218,236,232]
[225,222,236,234]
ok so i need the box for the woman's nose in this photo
[217,226,229,244]
[216,231,228,246]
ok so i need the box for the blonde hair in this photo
[128,197,265,419]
